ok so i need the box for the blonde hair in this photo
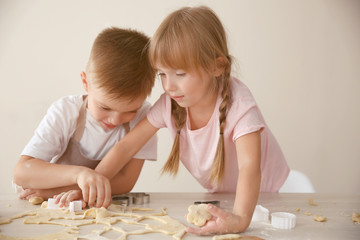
[149,6,232,184]
[86,27,155,101]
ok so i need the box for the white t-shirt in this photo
[147,77,289,193]
[22,95,157,163]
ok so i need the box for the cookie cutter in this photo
[271,212,296,229]
[47,198,82,212]
[194,200,220,207]
[111,196,130,206]
[112,192,150,206]
[251,205,270,223]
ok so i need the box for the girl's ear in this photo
[80,71,89,92]
[214,57,227,77]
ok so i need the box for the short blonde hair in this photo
[86,27,155,101]
[149,6,232,184]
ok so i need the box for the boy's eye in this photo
[99,106,110,111]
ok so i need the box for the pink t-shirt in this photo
[147,77,289,192]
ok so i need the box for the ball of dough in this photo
[186,204,212,226]
[28,196,44,205]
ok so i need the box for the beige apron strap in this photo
[123,122,130,134]
[72,95,88,142]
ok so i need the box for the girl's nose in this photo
[163,76,176,92]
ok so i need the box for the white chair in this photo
[279,170,316,193]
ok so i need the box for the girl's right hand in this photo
[76,168,112,208]
[186,204,250,235]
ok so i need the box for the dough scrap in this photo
[0,202,186,240]
[352,212,360,223]
[29,196,44,205]
[84,207,112,219]
[213,234,264,240]
[304,211,311,216]
[308,198,318,206]
[186,204,212,226]
[313,215,327,222]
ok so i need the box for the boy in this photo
[13,27,157,208]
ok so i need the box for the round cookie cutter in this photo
[112,192,150,206]
[194,200,220,207]
[111,195,130,206]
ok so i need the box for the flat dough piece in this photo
[0,203,186,240]
[186,204,212,226]
[213,234,264,240]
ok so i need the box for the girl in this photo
[81,6,289,234]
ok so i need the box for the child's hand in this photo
[76,168,112,208]
[18,188,39,200]
[186,204,250,235]
[18,188,50,200]
[53,190,86,208]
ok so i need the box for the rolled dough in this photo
[0,202,186,240]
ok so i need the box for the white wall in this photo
[1,0,359,194]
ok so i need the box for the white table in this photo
[0,192,359,239]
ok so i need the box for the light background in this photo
[1,0,359,194]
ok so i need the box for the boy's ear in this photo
[214,57,227,77]
[80,71,89,92]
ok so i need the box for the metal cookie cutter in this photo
[129,192,150,205]
[111,195,130,206]
[112,192,150,206]
[194,200,220,207]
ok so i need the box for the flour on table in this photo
[0,228,78,240]
[213,234,264,240]
[0,201,186,240]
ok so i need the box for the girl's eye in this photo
[157,72,166,80]
[176,73,186,76]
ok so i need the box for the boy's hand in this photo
[53,190,86,208]
[186,204,250,235]
[76,168,111,208]
[18,188,39,200]
[18,188,51,200]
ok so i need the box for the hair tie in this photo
[220,132,224,135]
[177,130,181,134]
